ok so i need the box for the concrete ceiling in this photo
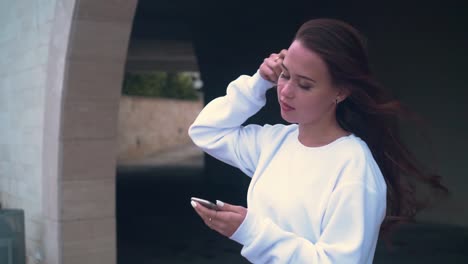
[125,0,203,71]
[130,0,202,41]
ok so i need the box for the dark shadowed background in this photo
[117,0,468,263]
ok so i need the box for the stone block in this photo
[61,99,119,139]
[0,145,12,162]
[67,19,132,62]
[0,20,17,44]
[15,84,45,110]
[25,238,42,264]
[38,21,52,46]
[63,249,116,264]
[61,139,116,181]
[13,67,47,93]
[25,218,44,242]
[44,219,60,264]
[14,46,49,72]
[74,0,137,23]
[42,161,59,220]
[61,218,116,264]
[61,179,115,220]
[64,59,124,101]
[37,0,56,24]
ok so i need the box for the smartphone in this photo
[191,197,219,211]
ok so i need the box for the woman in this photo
[189,18,446,263]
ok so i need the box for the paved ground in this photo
[117,144,468,263]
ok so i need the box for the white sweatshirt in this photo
[188,72,387,264]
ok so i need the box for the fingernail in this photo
[191,201,197,208]
[216,200,224,207]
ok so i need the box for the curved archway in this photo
[42,1,138,262]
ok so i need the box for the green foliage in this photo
[122,72,199,100]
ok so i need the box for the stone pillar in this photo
[43,0,137,263]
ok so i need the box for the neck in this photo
[297,117,349,147]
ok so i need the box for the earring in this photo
[335,98,339,104]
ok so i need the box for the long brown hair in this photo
[295,18,448,243]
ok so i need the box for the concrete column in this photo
[43,0,138,263]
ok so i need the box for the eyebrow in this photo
[281,63,317,83]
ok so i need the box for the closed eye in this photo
[279,72,290,79]
[280,72,312,90]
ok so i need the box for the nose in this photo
[279,80,294,98]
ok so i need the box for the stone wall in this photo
[0,0,57,262]
[117,96,203,162]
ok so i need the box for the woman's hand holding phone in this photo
[190,197,219,211]
[190,197,247,237]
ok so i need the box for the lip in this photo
[280,100,295,111]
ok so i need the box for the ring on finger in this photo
[210,211,217,222]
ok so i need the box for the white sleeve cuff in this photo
[230,209,263,246]
[244,70,275,101]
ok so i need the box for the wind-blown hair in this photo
[294,18,448,242]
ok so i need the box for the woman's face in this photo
[277,40,341,126]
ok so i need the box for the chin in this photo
[280,112,297,123]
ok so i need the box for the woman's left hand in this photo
[191,200,247,237]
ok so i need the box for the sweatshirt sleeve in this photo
[188,71,275,177]
[230,183,386,264]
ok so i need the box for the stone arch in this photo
[43,1,138,263]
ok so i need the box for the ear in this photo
[336,86,351,103]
